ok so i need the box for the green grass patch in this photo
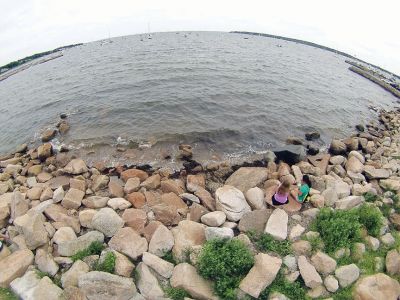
[358,205,383,237]
[311,208,361,253]
[311,204,383,253]
[303,235,324,253]
[258,272,309,300]
[164,286,190,300]
[197,239,254,300]
[363,192,379,202]
[162,250,177,265]
[332,285,354,300]
[35,270,50,279]
[95,251,116,273]
[71,241,105,262]
[247,231,292,256]
[0,288,18,300]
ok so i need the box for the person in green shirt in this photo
[293,175,311,203]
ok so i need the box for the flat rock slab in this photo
[264,208,288,241]
[225,167,268,192]
[0,249,34,288]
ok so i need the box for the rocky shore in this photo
[1,109,400,300]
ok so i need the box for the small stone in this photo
[108,198,132,210]
[0,249,34,288]
[298,255,323,288]
[180,193,200,204]
[205,227,234,240]
[380,232,395,247]
[61,260,89,288]
[385,249,400,276]
[201,211,226,227]
[109,227,148,260]
[61,188,85,209]
[142,252,174,278]
[35,248,59,276]
[92,207,125,237]
[310,251,337,276]
[245,187,266,210]
[64,159,88,175]
[136,262,164,299]
[324,275,339,292]
[124,177,141,194]
[58,230,104,256]
[122,209,147,232]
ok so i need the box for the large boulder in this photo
[239,253,282,298]
[335,196,364,210]
[245,187,266,210]
[298,255,323,288]
[92,207,124,237]
[364,166,390,179]
[58,231,104,257]
[148,224,175,257]
[14,212,49,250]
[64,159,88,175]
[136,262,165,299]
[353,273,400,300]
[78,271,137,300]
[0,249,34,287]
[274,145,307,165]
[171,220,206,262]
[329,139,347,155]
[109,227,148,260]
[264,208,288,241]
[225,167,268,192]
[142,252,174,278]
[11,271,63,300]
[310,251,337,276]
[35,248,59,277]
[238,209,271,233]
[215,185,251,221]
[61,260,89,288]
[170,263,218,300]
[335,264,360,288]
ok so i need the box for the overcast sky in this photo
[1,0,399,74]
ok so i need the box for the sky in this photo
[1,0,399,74]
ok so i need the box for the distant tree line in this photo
[0,43,83,74]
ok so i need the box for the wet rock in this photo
[170,263,218,300]
[353,273,400,300]
[305,131,320,141]
[286,136,304,145]
[179,144,193,159]
[329,139,347,155]
[64,159,88,175]
[215,185,251,221]
[264,208,288,241]
[225,167,268,192]
[78,271,137,300]
[109,227,148,260]
[41,129,57,142]
[0,249,34,288]
[92,207,124,237]
[239,253,282,298]
[274,145,306,165]
[37,143,52,160]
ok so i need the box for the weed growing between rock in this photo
[258,272,308,300]
[164,286,190,300]
[161,250,177,265]
[0,288,18,300]
[357,204,383,237]
[95,251,116,273]
[71,241,105,262]
[197,239,254,300]
[247,231,292,256]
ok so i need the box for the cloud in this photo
[1,0,399,74]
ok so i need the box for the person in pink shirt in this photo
[271,179,291,206]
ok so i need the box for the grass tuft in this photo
[95,251,116,273]
[247,231,292,256]
[197,239,254,300]
[164,286,190,300]
[0,288,18,300]
[71,241,105,262]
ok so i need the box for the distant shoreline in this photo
[230,31,400,79]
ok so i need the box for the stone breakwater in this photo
[1,110,400,299]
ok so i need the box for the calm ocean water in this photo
[0,32,397,166]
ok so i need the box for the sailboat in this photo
[147,22,152,40]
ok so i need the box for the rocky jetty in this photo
[1,109,400,299]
